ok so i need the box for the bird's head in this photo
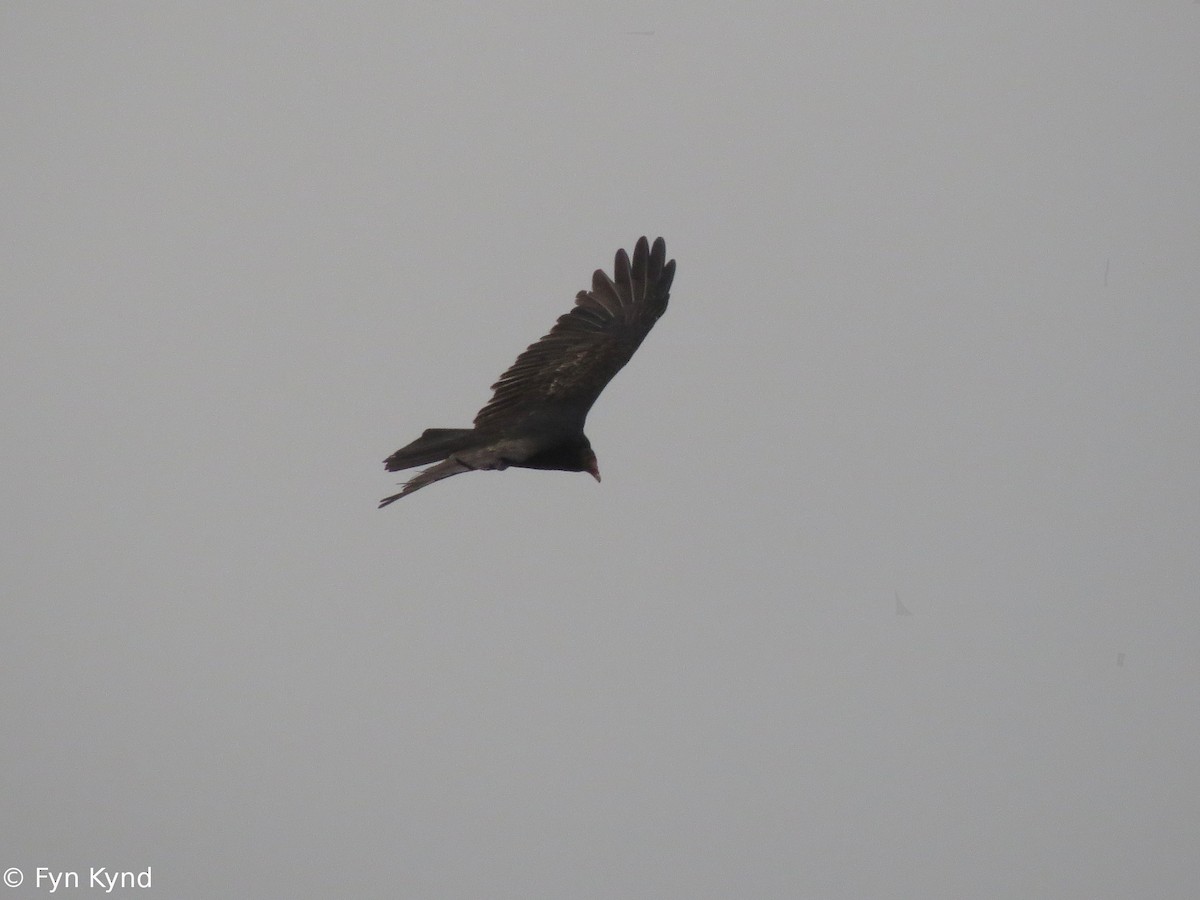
[582,447,601,483]
[518,439,601,481]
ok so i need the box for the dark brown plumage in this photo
[380,237,674,506]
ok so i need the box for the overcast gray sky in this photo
[3,3,1199,898]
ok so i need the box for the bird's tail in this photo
[383,428,476,472]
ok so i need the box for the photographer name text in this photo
[7,867,152,893]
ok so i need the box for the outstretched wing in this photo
[473,237,675,431]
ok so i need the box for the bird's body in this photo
[380,237,674,506]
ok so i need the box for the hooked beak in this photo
[586,458,601,483]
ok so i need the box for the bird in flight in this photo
[380,237,675,506]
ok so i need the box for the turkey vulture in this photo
[380,236,675,506]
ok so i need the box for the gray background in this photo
[3,3,1198,898]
